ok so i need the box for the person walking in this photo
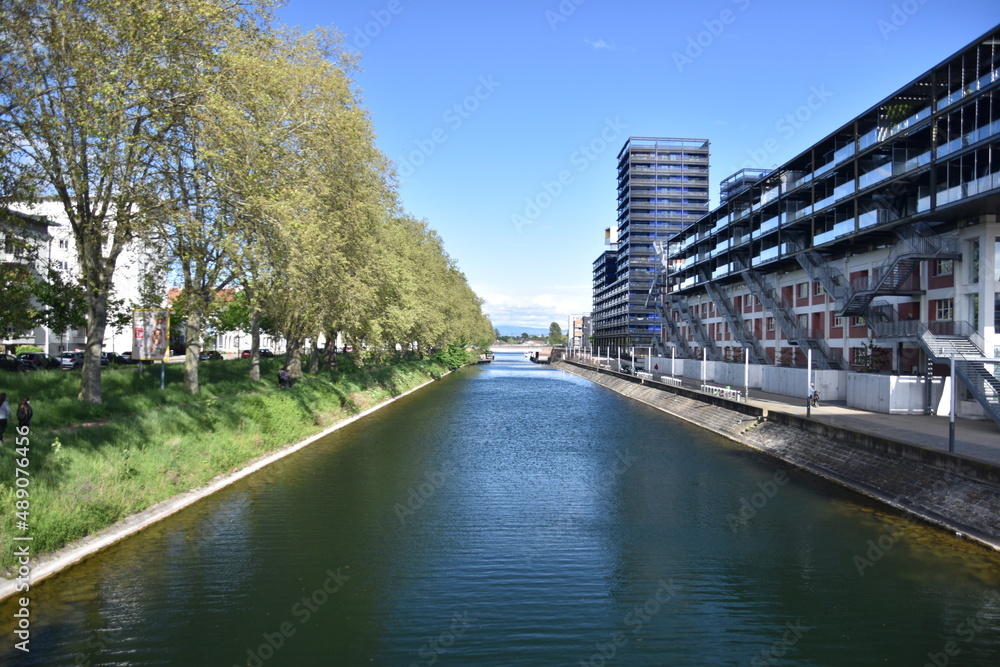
[16,397,32,429]
[0,393,10,443]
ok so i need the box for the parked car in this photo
[60,351,85,370]
[0,353,31,372]
[102,352,129,366]
[200,350,223,361]
[240,350,252,358]
[120,351,137,364]
[17,352,60,370]
[260,348,275,357]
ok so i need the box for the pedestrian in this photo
[278,368,291,389]
[809,383,819,407]
[17,397,32,429]
[0,393,10,443]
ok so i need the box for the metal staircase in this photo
[795,250,851,305]
[655,302,692,358]
[698,267,768,364]
[644,245,683,358]
[740,269,846,369]
[864,303,1000,427]
[668,293,719,361]
[839,222,960,317]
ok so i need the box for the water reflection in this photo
[2,353,999,665]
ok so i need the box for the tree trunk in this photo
[285,335,304,378]
[308,338,320,373]
[79,292,108,404]
[324,327,338,371]
[249,309,261,382]
[184,309,203,394]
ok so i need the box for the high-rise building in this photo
[592,137,710,351]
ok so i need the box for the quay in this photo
[555,357,1000,552]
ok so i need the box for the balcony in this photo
[937,171,1000,206]
[936,65,1000,110]
[786,203,813,224]
[859,162,892,189]
[712,262,734,280]
[937,119,1000,158]
[813,181,856,212]
[752,215,780,240]
[814,218,856,246]
[858,208,895,230]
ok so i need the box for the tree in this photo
[548,322,565,345]
[0,0,270,403]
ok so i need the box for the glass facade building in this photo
[592,137,710,351]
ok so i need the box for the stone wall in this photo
[555,360,1000,552]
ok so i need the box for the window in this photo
[814,282,825,296]
[766,317,775,332]
[935,298,954,320]
[851,316,865,327]
[797,314,808,328]
[851,347,867,365]
[833,316,844,329]
[934,259,953,276]
[797,282,809,299]
[58,239,69,249]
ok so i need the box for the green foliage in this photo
[547,321,566,345]
[0,356,449,571]
[32,266,87,336]
[433,343,478,370]
[15,345,43,354]
[1,2,492,401]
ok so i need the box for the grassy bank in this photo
[0,356,452,573]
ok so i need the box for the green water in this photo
[2,353,999,665]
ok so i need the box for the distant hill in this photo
[495,325,550,337]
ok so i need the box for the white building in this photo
[3,199,150,355]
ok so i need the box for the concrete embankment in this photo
[556,360,1000,552]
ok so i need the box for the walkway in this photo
[572,358,1000,469]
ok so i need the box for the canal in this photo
[3,352,1000,665]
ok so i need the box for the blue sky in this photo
[276,0,1000,330]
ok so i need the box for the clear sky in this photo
[275,0,1000,331]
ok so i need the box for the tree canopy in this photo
[1,4,492,397]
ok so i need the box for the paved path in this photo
[572,359,1000,469]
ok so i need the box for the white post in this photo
[702,348,707,385]
[744,350,750,400]
[949,356,956,452]
[671,347,676,377]
[617,347,621,370]
[647,347,651,373]
[807,348,813,416]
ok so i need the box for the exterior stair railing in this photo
[668,293,719,361]
[698,267,768,364]
[740,269,846,369]
[865,302,1000,427]
[839,221,960,317]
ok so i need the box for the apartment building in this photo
[2,200,150,355]
[592,137,710,351]
[655,25,1000,424]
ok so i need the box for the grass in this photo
[0,355,451,573]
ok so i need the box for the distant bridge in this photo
[490,345,553,354]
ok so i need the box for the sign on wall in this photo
[133,309,170,361]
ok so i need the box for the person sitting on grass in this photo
[17,397,32,429]
[278,368,293,389]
